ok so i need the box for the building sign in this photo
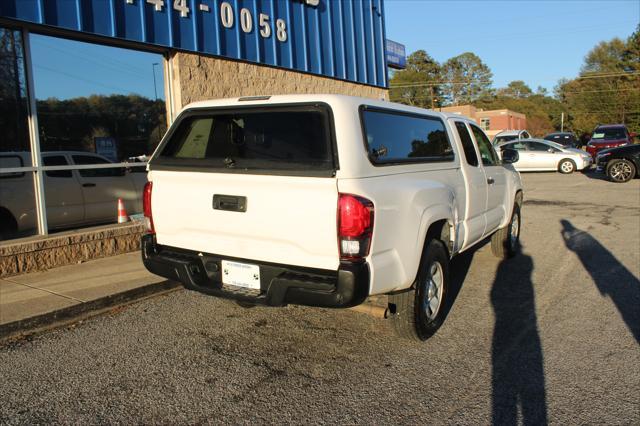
[0,0,388,87]
[385,39,406,69]
[95,137,118,162]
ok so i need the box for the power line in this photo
[33,64,141,95]
[389,72,640,89]
[31,38,150,80]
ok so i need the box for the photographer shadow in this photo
[491,250,548,425]
[560,219,640,343]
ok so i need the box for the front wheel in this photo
[389,239,450,341]
[558,159,576,174]
[606,159,636,183]
[491,203,521,259]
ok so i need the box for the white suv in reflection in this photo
[0,151,147,239]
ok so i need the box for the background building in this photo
[440,105,527,140]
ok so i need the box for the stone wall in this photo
[170,52,388,112]
[0,223,145,278]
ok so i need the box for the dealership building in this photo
[0,0,395,275]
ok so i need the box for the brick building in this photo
[440,105,527,139]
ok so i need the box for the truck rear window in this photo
[154,105,335,175]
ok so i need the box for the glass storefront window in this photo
[0,27,38,241]
[30,34,166,233]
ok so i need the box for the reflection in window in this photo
[527,142,552,152]
[454,121,479,167]
[43,155,72,178]
[31,34,167,162]
[470,125,498,166]
[362,110,454,164]
[0,28,29,154]
[72,155,125,177]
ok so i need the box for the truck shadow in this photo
[490,250,548,425]
[440,239,487,322]
[560,219,640,343]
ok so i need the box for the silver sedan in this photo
[496,139,592,174]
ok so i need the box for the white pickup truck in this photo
[142,95,523,341]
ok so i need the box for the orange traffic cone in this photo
[117,198,129,223]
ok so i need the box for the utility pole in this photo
[430,86,435,110]
[561,112,564,132]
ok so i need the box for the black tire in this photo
[491,203,521,259]
[558,158,576,174]
[389,238,450,341]
[0,209,18,241]
[606,159,636,183]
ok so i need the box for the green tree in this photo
[389,50,442,108]
[497,80,533,98]
[441,52,493,105]
[556,27,640,136]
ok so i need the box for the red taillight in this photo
[143,181,154,234]
[338,194,374,260]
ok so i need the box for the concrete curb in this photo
[0,279,181,343]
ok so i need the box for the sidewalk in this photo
[0,251,179,341]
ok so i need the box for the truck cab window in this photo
[470,125,498,166]
[454,121,479,167]
[43,155,72,178]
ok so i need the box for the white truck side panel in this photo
[338,167,465,295]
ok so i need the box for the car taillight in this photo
[143,181,154,234]
[338,194,374,261]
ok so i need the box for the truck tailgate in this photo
[151,170,340,270]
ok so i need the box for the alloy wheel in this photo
[424,261,444,320]
[609,162,633,182]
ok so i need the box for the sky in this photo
[384,0,639,91]
[30,34,165,101]
[28,0,639,100]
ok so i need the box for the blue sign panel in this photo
[385,38,405,70]
[0,0,388,87]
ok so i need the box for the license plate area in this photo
[221,260,261,290]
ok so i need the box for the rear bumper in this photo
[141,234,369,308]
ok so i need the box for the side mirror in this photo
[502,148,519,164]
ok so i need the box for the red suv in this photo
[586,125,635,159]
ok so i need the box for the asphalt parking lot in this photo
[0,171,638,424]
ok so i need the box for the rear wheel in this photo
[388,239,449,341]
[491,203,521,259]
[606,159,635,183]
[558,159,576,174]
[0,209,17,241]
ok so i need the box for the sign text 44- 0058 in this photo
[126,0,288,42]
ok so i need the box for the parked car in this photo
[0,151,147,239]
[544,132,579,148]
[596,144,640,183]
[495,138,592,173]
[141,94,524,341]
[585,124,635,159]
[492,129,531,145]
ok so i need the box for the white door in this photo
[71,154,138,223]
[469,124,507,235]
[524,141,559,170]
[452,120,487,247]
[42,154,85,228]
